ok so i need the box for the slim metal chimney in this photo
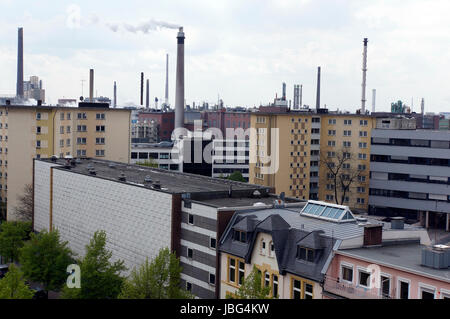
[89,69,94,102]
[293,84,299,109]
[146,79,150,109]
[282,82,286,101]
[421,98,425,115]
[165,53,169,106]
[361,38,368,113]
[300,84,303,108]
[16,27,24,99]
[140,72,144,106]
[316,66,321,109]
[113,81,117,108]
[175,27,185,130]
[372,89,376,113]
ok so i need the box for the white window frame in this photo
[418,282,436,299]
[397,277,411,299]
[339,262,354,284]
[356,266,371,289]
[379,272,392,298]
[440,288,450,299]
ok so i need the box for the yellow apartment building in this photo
[250,112,375,212]
[0,104,131,220]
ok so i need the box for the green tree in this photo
[0,264,34,299]
[136,159,159,168]
[0,221,31,263]
[62,230,126,299]
[236,266,272,299]
[119,248,192,299]
[13,184,34,221]
[227,171,247,182]
[19,229,74,294]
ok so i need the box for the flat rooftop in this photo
[0,104,130,111]
[39,158,270,196]
[338,244,450,282]
[194,196,304,209]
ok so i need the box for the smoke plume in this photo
[107,19,180,34]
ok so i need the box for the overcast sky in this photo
[0,0,449,113]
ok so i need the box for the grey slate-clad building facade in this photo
[369,129,450,231]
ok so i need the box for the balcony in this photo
[323,276,393,299]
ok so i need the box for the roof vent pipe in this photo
[390,217,405,230]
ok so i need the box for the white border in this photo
[397,277,411,299]
[339,261,354,284]
[418,282,436,299]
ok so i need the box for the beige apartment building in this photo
[0,104,131,220]
[249,112,375,212]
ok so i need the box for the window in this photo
[381,275,390,298]
[66,126,71,133]
[96,113,106,120]
[344,119,352,125]
[273,275,278,298]
[187,248,193,259]
[341,265,353,282]
[77,137,87,145]
[291,278,314,299]
[95,150,105,157]
[328,130,336,136]
[238,261,245,285]
[36,140,41,148]
[77,125,87,132]
[36,113,41,120]
[77,149,87,157]
[229,258,236,283]
[270,242,275,257]
[264,272,270,287]
[328,141,336,147]
[210,238,216,249]
[343,163,350,169]
[297,246,314,262]
[96,137,105,145]
[59,139,64,147]
[326,194,334,201]
[357,187,366,193]
[209,273,216,286]
[358,269,371,288]
[96,125,105,132]
[292,279,301,299]
[358,164,367,171]
[260,240,266,255]
[357,198,365,204]
[420,285,435,299]
[360,119,368,126]
[399,280,409,299]
[188,214,194,225]
[36,126,41,134]
[359,142,367,149]
[234,230,247,243]
[344,130,352,136]
[358,153,367,160]
[77,112,87,119]
[186,282,192,292]
[359,131,368,137]
[67,113,71,120]
[343,141,351,148]
[358,175,366,182]
[328,119,336,125]
[60,113,64,120]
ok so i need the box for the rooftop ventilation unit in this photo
[421,245,450,269]
[144,175,152,185]
[390,217,405,230]
[88,168,96,175]
[152,180,161,190]
[51,155,58,162]
[118,172,126,182]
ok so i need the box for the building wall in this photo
[3,106,131,221]
[325,253,450,299]
[33,160,173,273]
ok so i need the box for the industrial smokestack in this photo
[89,69,94,101]
[146,79,150,108]
[293,85,299,109]
[140,72,144,106]
[282,82,286,101]
[300,84,303,109]
[361,38,368,113]
[165,53,169,106]
[113,81,117,108]
[316,67,321,109]
[372,89,376,113]
[175,27,185,130]
[16,27,24,99]
[421,98,425,115]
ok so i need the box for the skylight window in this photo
[300,201,355,223]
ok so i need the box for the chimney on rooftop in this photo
[165,53,169,106]
[113,81,117,108]
[89,69,94,102]
[16,27,24,99]
[175,27,185,131]
[140,72,144,106]
[316,66,321,109]
[146,79,150,109]
[363,224,382,247]
[361,38,368,113]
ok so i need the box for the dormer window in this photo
[269,241,275,258]
[233,230,247,243]
[297,246,315,262]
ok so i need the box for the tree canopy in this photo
[119,248,192,299]
[227,171,247,182]
[0,264,34,299]
[13,184,33,222]
[19,229,74,293]
[235,266,272,299]
[0,221,31,263]
[62,230,126,299]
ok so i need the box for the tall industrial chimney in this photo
[89,69,94,102]
[16,27,24,99]
[293,85,300,109]
[421,98,425,115]
[300,84,303,108]
[165,53,169,106]
[361,38,368,113]
[140,72,144,106]
[372,89,376,113]
[175,27,185,130]
[316,66,321,109]
[113,81,117,108]
[282,82,286,101]
[146,79,150,109]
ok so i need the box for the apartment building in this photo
[369,127,450,231]
[219,200,430,299]
[1,103,131,220]
[212,139,249,181]
[33,157,275,299]
[131,142,181,172]
[249,112,374,212]
[323,219,449,299]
